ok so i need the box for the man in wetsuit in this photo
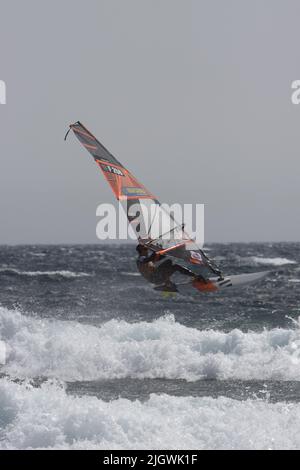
[136,244,196,292]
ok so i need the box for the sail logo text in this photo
[101,164,124,176]
[0,80,6,104]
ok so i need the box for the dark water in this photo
[0,243,299,404]
[0,243,299,329]
[1,243,300,449]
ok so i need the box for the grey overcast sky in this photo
[0,0,299,243]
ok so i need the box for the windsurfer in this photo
[136,244,199,292]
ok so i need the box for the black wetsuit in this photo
[136,252,194,285]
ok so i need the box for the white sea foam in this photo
[0,268,91,278]
[28,252,47,257]
[120,272,141,276]
[250,257,296,266]
[1,307,300,382]
[0,378,299,449]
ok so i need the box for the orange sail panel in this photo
[69,121,156,201]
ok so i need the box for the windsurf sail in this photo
[66,121,222,278]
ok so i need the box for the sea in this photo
[0,242,300,449]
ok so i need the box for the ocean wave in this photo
[28,252,47,257]
[1,307,300,382]
[252,257,296,266]
[0,378,299,449]
[120,272,140,276]
[0,268,91,279]
[235,256,297,267]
